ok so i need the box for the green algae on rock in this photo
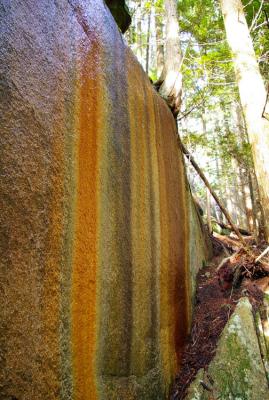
[186,297,269,400]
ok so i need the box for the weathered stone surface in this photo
[186,298,269,400]
[256,293,269,383]
[255,310,269,382]
[188,192,209,306]
[0,1,208,399]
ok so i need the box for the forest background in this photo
[124,0,269,240]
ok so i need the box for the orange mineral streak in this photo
[72,42,100,400]
[129,63,155,376]
[155,102,177,382]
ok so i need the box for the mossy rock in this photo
[186,298,269,400]
[105,0,131,33]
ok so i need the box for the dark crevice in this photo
[104,0,131,33]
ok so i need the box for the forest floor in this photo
[171,234,268,400]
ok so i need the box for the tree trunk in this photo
[251,169,267,240]
[213,124,224,223]
[248,170,259,239]
[220,0,269,240]
[235,103,259,234]
[136,0,143,66]
[158,0,183,116]
[206,188,212,233]
[263,84,269,120]
[155,7,164,78]
[238,163,252,231]
[145,6,151,74]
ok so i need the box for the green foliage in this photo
[125,0,268,216]
[243,0,269,80]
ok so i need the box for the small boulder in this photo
[185,297,269,399]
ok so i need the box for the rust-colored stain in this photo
[155,94,190,377]
[126,51,190,392]
[71,39,100,400]
[129,61,156,376]
[0,1,208,399]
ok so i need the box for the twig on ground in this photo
[255,246,269,263]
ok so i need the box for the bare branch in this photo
[250,0,264,31]
[178,139,247,246]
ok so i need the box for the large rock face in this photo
[0,1,208,399]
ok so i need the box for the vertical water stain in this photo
[71,37,101,400]
[140,76,159,372]
[97,36,133,380]
[128,63,157,377]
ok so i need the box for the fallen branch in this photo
[262,82,269,120]
[264,9,269,30]
[213,219,251,236]
[178,139,247,246]
[211,233,232,256]
[255,246,269,263]
[177,100,204,121]
[213,233,241,251]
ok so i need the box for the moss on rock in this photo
[186,298,269,400]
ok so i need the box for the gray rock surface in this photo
[186,297,269,400]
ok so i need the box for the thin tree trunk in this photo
[136,0,143,65]
[213,124,224,223]
[248,170,259,239]
[220,0,269,240]
[263,84,269,120]
[201,110,212,233]
[238,164,251,231]
[225,176,234,225]
[155,7,164,78]
[145,6,151,74]
[206,188,212,233]
[158,0,183,116]
[251,169,266,240]
[235,103,258,235]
